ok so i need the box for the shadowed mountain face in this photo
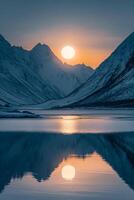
[0,34,93,106]
[0,132,133,193]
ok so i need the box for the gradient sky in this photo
[0,0,134,68]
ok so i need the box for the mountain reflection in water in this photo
[0,131,133,199]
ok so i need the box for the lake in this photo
[0,109,133,200]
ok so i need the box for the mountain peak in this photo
[74,63,93,71]
[32,43,51,52]
[31,42,55,57]
[31,42,62,64]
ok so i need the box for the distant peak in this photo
[75,63,89,67]
[32,43,51,51]
[31,42,54,58]
[31,42,62,64]
[74,63,93,70]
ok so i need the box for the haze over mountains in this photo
[0,32,134,108]
[0,34,93,106]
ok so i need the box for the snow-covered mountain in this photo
[39,32,134,108]
[30,43,93,97]
[0,34,93,106]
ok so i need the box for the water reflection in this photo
[60,116,78,133]
[0,131,133,196]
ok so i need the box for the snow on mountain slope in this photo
[92,56,134,103]
[0,41,61,105]
[36,32,134,108]
[74,32,134,105]
[0,34,93,106]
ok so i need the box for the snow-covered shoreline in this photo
[0,108,40,118]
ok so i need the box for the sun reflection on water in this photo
[60,116,78,134]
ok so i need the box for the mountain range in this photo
[0,32,134,108]
[0,34,93,106]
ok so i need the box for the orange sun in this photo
[61,46,75,59]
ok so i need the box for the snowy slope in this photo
[37,32,134,108]
[0,34,93,106]
[74,32,134,106]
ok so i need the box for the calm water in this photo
[0,109,134,200]
[0,109,134,133]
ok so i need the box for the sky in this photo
[0,0,134,68]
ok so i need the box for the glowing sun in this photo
[61,165,75,180]
[61,46,75,59]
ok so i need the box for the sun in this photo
[61,45,75,59]
[61,165,75,181]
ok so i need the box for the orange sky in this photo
[21,29,122,69]
[54,47,111,68]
